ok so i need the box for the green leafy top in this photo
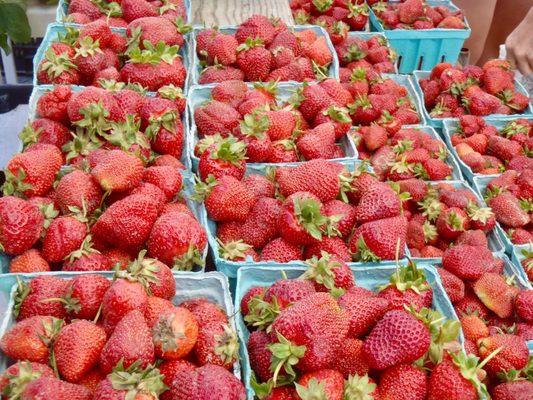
[127,40,180,65]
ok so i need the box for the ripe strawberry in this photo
[59,274,111,320]
[41,216,87,263]
[350,215,408,262]
[363,309,430,370]
[0,197,43,255]
[441,244,494,281]
[199,137,247,181]
[20,118,70,150]
[243,174,275,198]
[21,377,92,400]
[9,249,50,273]
[194,100,241,137]
[301,252,354,294]
[296,369,344,400]
[462,85,501,116]
[297,122,337,160]
[54,320,106,383]
[235,14,275,45]
[354,182,401,224]
[435,207,468,241]
[205,33,239,66]
[473,273,518,318]
[99,310,155,374]
[211,80,248,108]
[55,170,102,215]
[152,306,199,360]
[91,149,144,192]
[515,290,533,323]
[239,198,281,249]
[236,38,272,81]
[338,290,389,338]
[15,276,69,320]
[460,313,489,343]
[478,334,529,375]
[488,192,529,228]
[195,322,239,369]
[199,64,245,84]
[260,237,303,262]
[143,166,182,201]
[92,194,160,250]
[36,85,72,123]
[0,361,54,397]
[378,364,428,400]
[492,380,533,400]
[127,17,189,48]
[247,330,274,382]
[37,43,80,85]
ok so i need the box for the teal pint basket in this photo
[201,161,409,279]
[0,271,242,380]
[369,0,471,74]
[235,263,461,399]
[56,0,192,24]
[442,117,533,183]
[186,82,359,171]
[189,25,339,86]
[412,70,533,130]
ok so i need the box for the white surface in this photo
[0,104,27,168]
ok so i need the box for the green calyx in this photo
[323,106,351,124]
[192,174,218,201]
[196,133,225,156]
[268,331,306,384]
[352,236,380,263]
[236,37,265,52]
[349,95,371,114]
[350,67,367,82]
[73,100,111,136]
[2,361,49,399]
[127,40,180,65]
[312,0,333,13]
[447,211,466,231]
[173,17,192,34]
[240,112,269,140]
[301,251,344,297]
[65,234,99,263]
[418,196,443,222]
[2,169,32,198]
[172,243,204,271]
[392,139,414,154]
[210,136,247,165]
[157,84,185,101]
[244,295,281,332]
[412,307,460,366]
[344,43,367,63]
[218,239,253,261]
[422,221,438,243]
[58,27,80,46]
[109,361,167,400]
[380,261,430,294]
[389,156,415,176]
[18,124,41,148]
[115,249,160,294]
[450,349,501,400]
[145,109,177,140]
[293,10,310,24]
[293,196,329,241]
[295,378,328,400]
[214,324,239,365]
[338,169,356,204]
[62,127,103,163]
[41,48,77,79]
[104,115,149,153]
[343,374,378,400]
[152,312,185,353]
[502,121,529,138]
[74,36,103,59]
[466,202,494,224]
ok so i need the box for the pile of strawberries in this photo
[38,19,188,91]
[352,126,454,181]
[66,0,187,27]
[401,180,497,258]
[420,60,530,118]
[371,0,467,30]
[196,159,408,264]
[438,245,532,387]
[19,84,186,165]
[289,0,369,31]
[0,271,245,399]
[239,258,528,399]
[480,170,533,246]
[450,116,533,175]
[195,15,336,84]
[336,33,397,78]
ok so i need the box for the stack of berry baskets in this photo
[443,116,533,183]
[33,23,191,93]
[55,0,192,27]
[412,59,533,130]
[473,174,533,260]
[195,159,413,279]
[235,261,463,399]
[368,0,471,74]
[189,24,340,86]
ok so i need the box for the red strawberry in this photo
[36,85,72,123]
[0,197,43,255]
[236,38,272,81]
[473,273,519,318]
[492,380,533,400]
[15,276,69,321]
[211,80,248,108]
[243,174,275,198]
[152,306,199,360]
[0,361,54,397]
[55,170,102,215]
[199,65,245,84]
[297,122,337,160]
[37,43,80,85]
[99,310,155,374]
[379,364,428,400]
[296,369,344,400]
[260,237,303,262]
[478,334,529,375]
[205,33,238,66]
[235,14,275,45]
[338,289,389,338]
[21,377,91,400]
[462,85,501,116]
[354,182,401,224]
[441,244,494,280]
[435,207,468,241]
[301,252,354,294]
[61,274,111,320]
[9,249,50,273]
[488,192,529,228]
[91,149,144,192]
[194,100,241,137]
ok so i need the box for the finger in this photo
[505,43,518,71]
[516,51,532,75]
[528,53,533,77]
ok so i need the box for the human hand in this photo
[505,6,533,75]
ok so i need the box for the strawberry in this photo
[363,309,430,370]
[205,33,239,66]
[473,273,519,318]
[243,174,275,198]
[41,216,87,263]
[492,381,533,400]
[15,276,69,321]
[194,175,257,222]
[20,118,70,150]
[350,215,407,262]
[295,369,344,400]
[36,85,72,123]
[338,289,389,338]
[9,249,49,273]
[59,274,111,320]
[91,149,144,192]
[199,136,247,181]
[127,17,189,48]
[194,100,241,137]
[297,122,337,160]
[199,64,245,84]
[53,320,106,383]
[99,310,155,374]
[21,377,91,400]
[354,182,401,224]
[483,66,515,95]
[235,14,275,45]
[488,192,529,228]
[239,198,282,249]
[460,313,489,343]
[397,0,424,24]
[260,237,303,262]
[152,306,199,360]
[378,364,428,400]
[462,85,502,116]
[195,321,239,369]
[67,0,102,20]
[515,290,533,323]
[55,170,102,215]
[37,43,80,85]
[0,361,55,397]
[211,80,248,107]
[92,194,160,250]
[4,146,62,198]
[236,38,272,81]
[142,166,182,201]
[478,334,529,375]
[247,330,274,382]
[301,252,354,293]
[435,207,468,240]
[441,244,494,281]
[0,197,43,255]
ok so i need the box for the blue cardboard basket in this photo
[412,70,533,130]
[33,23,191,93]
[342,31,399,73]
[369,0,471,74]
[409,179,505,265]
[0,170,208,274]
[188,25,339,86]
[56,0,193,24]
[186,82,359,171]
[0,271,242,380]
[442,117,533,183]
[235,263,461,399]
[201,161,409,279]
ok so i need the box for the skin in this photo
[455,0,533,74]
